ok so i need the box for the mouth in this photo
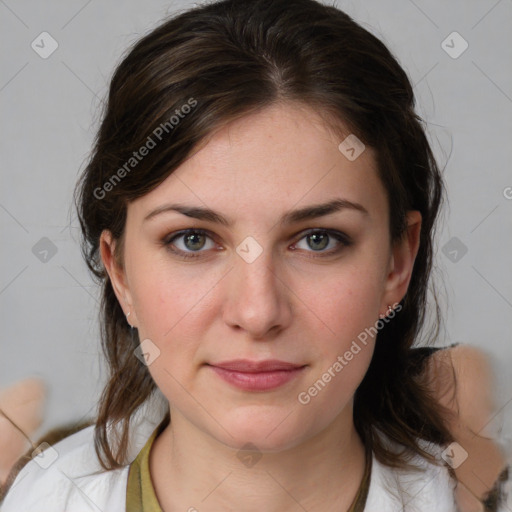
[206,359,307,391]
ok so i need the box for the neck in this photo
[149,405,367,512]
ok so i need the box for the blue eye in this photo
[293,229,351,254]
[163,228,351,260]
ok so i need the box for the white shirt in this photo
[2,400,458,511]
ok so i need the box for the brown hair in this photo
[73,0,455,471]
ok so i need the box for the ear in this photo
[379,210,422,314]
[99,229,139,328]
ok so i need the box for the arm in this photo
[423,344,509,512]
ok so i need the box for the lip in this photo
[210,359,305,372]
[207,359,307,391]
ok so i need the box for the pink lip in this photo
[211,359,304,372]
[207,359,306,391]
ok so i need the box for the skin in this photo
[426,345,508,512]
[0,379,46,485]
[100,102,422,511]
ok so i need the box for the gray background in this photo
[1,0,511,448]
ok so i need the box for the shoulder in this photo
[427,343,491,376]
[1,425,129,511]
[1,390,169,511]
[415,344,510,509]
[1,420,155,512]
[366,436,458,511]
[421,343,494,426]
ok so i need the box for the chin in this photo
[213,409,312,453]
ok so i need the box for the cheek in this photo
[131,258,210,335]
[297,264,383,352]
[296,272,379,412]
[131,270,206,399]
[129,262,219,380]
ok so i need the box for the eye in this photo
[162,228,352,260]
[163,229,217,259]
[292,229,351,257]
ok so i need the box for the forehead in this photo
[129,102,387,226]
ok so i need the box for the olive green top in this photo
[126,422,372,512]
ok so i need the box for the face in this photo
[101,102,421,453]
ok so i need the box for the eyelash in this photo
[161,228,352,260]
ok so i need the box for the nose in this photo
[222,249,292,339]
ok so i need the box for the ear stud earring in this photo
[379,304,395,319]
[126,310,134,329]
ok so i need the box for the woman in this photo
[2,0,509,510]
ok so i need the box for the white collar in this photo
[364,437,457,511]
[2,394,457,511]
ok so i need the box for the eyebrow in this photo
[143,198,369,226]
